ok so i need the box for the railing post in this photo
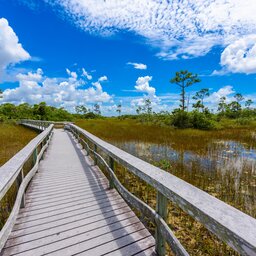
[94,144,98,166]
[33,147,38,166]
[16,168,25,208]
[41,141,45,160]
[155,191,168,256]
[109,156,114,189]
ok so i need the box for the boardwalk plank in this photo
[1,129,155,256]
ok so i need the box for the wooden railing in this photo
[0,122,53,251]
[66,123,256,256]
[19,119,71,129]
[1,120,256,256]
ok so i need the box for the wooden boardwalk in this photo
[1,129,156,256]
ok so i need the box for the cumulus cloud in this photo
[0,18,30,78]
[218,35,256,74]
[1,68,112,111]
[206,86,235,104]
[134,76,155,95]
[127,62,147,70]
[46,0,256,60]
[131,75,160,110]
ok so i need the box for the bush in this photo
[171,110,192,128]
[189,111,216,130]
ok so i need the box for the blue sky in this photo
[0,0,256,115]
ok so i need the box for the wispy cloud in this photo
[45,0,256,62]
[127,62,147,70]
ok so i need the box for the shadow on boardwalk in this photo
[67,131,156,255]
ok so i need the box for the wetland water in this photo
[114,137,256,217]
[76,118,256,219]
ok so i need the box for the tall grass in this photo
[0,123,37,229]
[76,118,256,255]
[0,123,37,166]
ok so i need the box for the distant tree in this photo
[170,70,201,111]
[0,103,17,119]
[143,99,152,114]
[75,105,88,115]
[217,96,227,115]
[245,99,253,109]
[192,100,204,111]
[136,106,142,115]
[0,89,3,99]
[17,103,33,119]
[33,102,47,120]
[228,93,244,116]
[116,103,122,117]
[234,93,244,103]
[192,88,210,112]
[93,103,101,115]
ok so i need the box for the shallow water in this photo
[114,139,256,217]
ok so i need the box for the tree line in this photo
[0,71,255,129]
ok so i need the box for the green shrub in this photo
[171,110,192,128]
[189,111,216,130]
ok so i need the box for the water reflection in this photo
[114,139,256,217]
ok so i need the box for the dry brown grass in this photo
[0,123,37,166]
[0,123,37,229]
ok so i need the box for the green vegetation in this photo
[0,102,74,121]
[1,70,256,131]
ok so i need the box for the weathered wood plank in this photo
[1,128,155,256]
[27,225,149,256]
[103,236,156,256]
[9,205,131,240]
[3,214,139,254]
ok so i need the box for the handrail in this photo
[75,135,188,255]
[67,123,256,256]
[19,119,72,130]
[0,122,54,251]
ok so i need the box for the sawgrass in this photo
[77,118,256,255]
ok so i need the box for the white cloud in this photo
[206,86,235,104]
[82,68,92,80]
[219,35,256,74]
[66,68,78,79]
[0,18,30,78]
[1,68,112,111]
[134,76,155,95]
[127,62,147,70]
[131,75,161,111]
[98,75,108,82]
[47,0,256,60]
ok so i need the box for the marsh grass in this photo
[0,123,37,166]
[76,118,256,255]
[0,123,37,229]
